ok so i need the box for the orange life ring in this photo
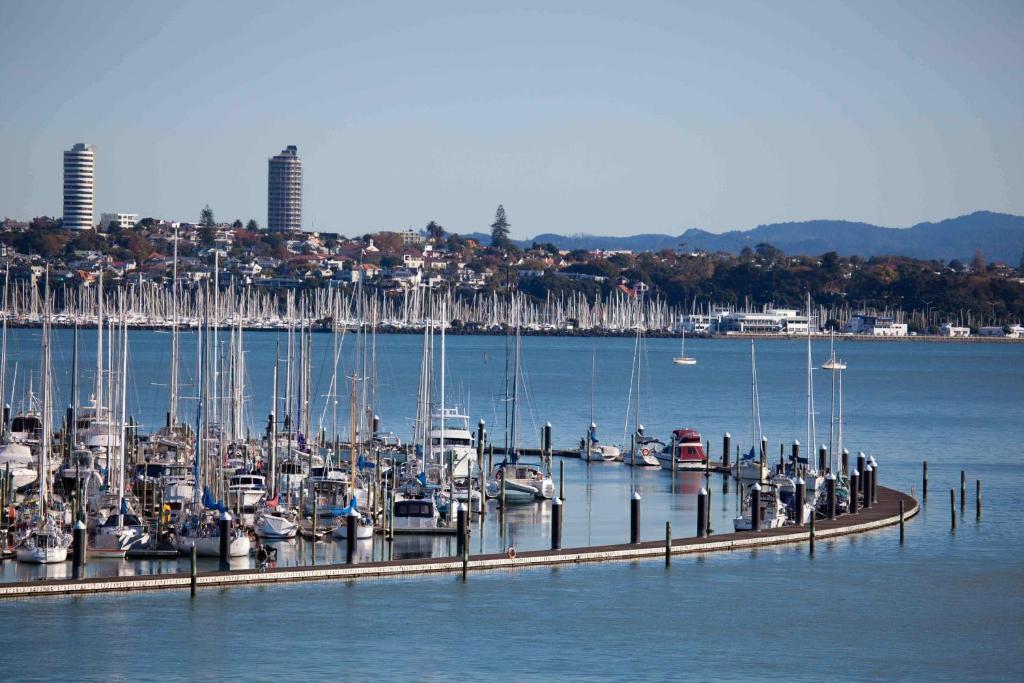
[506,546,517,560]
[641,448,650,457]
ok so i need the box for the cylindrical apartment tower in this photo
[63,143,95,230]
[267,145,302,232]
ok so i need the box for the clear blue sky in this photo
[1,0,1021,238]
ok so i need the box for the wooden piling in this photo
[809,513,815,555]
[696,489,707,538]
[950,489,956,530]
[922,460,928,501]
[899,500,905,543]
[665,521,671,566]
[976,479,981,520]
[630,491,641,544]
[190,543,197,597]
[559,459,564,501]
[551,498,562,550]
[960,471,966,512]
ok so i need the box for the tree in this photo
[232,219,243,229]
[971,249,985,272]
[199,205,215,229]
[246,219,259,231]
[490,205,511,248]
[425,221,445,242]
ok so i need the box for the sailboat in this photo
[672,325,697,365]
[16,274,71,564]
[820,330,846,370]
[486,319,555,501]
[579,349,620,462]
[737,341,767,483]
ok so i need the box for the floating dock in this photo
[0,486,916,599]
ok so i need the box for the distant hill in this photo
[464,211,1024,263]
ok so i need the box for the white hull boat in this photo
[255,511,298,539]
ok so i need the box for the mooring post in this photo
[477,419,485,464]
[705,485,713,535]
[72,520,86,579]
[795,477,806,524]
[792,440,800,472]
[950,489,956,530]
[559,459,564,501]
[346,509,358,563]
[456,503,467,557]
[760,436,767,473]
[697,488,707,538]
[841,448,849,475]
[869,456,878,503]
[899,500,905,543]
[826,473,837,520]
[862,466,872,509]
[311,483,319,565]
[976,479,981,520]
[849,470,859,514]
[551,497,562,550]
[922,460,928,501]
[960,470,966,512]
[722,432,731,469]
[750,482,761,531]
[630,491,641,544]
[818,445,827,475]
[462,523,469,582]
[190,543,197,597]
[857,452,866,489]
[809,513,815,555]
[544,422,553,470]
[218,511,231,572]
[665,521,672,566]
[779,443,784,472]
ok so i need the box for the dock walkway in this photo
[0,486,916,599]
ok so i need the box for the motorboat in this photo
[0,441,38,490]
[733,482,788,531]
[427,408,477,476]
[227,473,266,513]
[391,496,441,531]
[657,428,707,471]
[485,462,554,502]
[174,508,251,558]
[254,500,298,539]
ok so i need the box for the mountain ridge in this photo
[464,211,1024,263]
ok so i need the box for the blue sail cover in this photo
[742,446,757,461]
[339,495,359,517]
[202,486,227,513]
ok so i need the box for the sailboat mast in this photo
[169,226,179,427]
[117,302,129,525]
[39,273,51,514]
[0,262,8,436]
[95,270,103,410]
[510,325,520,460]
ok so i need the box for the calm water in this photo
[1,330,1022,680]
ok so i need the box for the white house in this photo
[938,323,970,337]
[844,314,908,337]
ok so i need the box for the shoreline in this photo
[5,320,1022,343]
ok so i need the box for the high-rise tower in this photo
[268,145,302,231]
[63,143,95,230]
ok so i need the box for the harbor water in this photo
[1,330,1022,680]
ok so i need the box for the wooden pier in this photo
[0,486,916,600]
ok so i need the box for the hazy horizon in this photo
[1,1,1021,238]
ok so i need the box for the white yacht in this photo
[672,326,697,365]
[733,483,788,531]
[91,512,151,557]
[254,502,299,539]
[486,462,555,502]
[174,509,251,558]
[227,473,266,513]
[0,441,37,490]
[392,497,441,531]
[427,408,477,477]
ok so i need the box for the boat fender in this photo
[506,546,516,560]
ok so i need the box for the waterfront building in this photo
[844,314,908,337]
[63,143,95,230]
[719,308,812,334]
[939,323,970,337]
[268,145,302,232]
[99,212,139,230]
[401,229,425,246]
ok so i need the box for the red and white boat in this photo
[657,429,707,471]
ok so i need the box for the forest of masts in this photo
[0,278,943,333]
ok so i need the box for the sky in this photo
[0,0,1021,239]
